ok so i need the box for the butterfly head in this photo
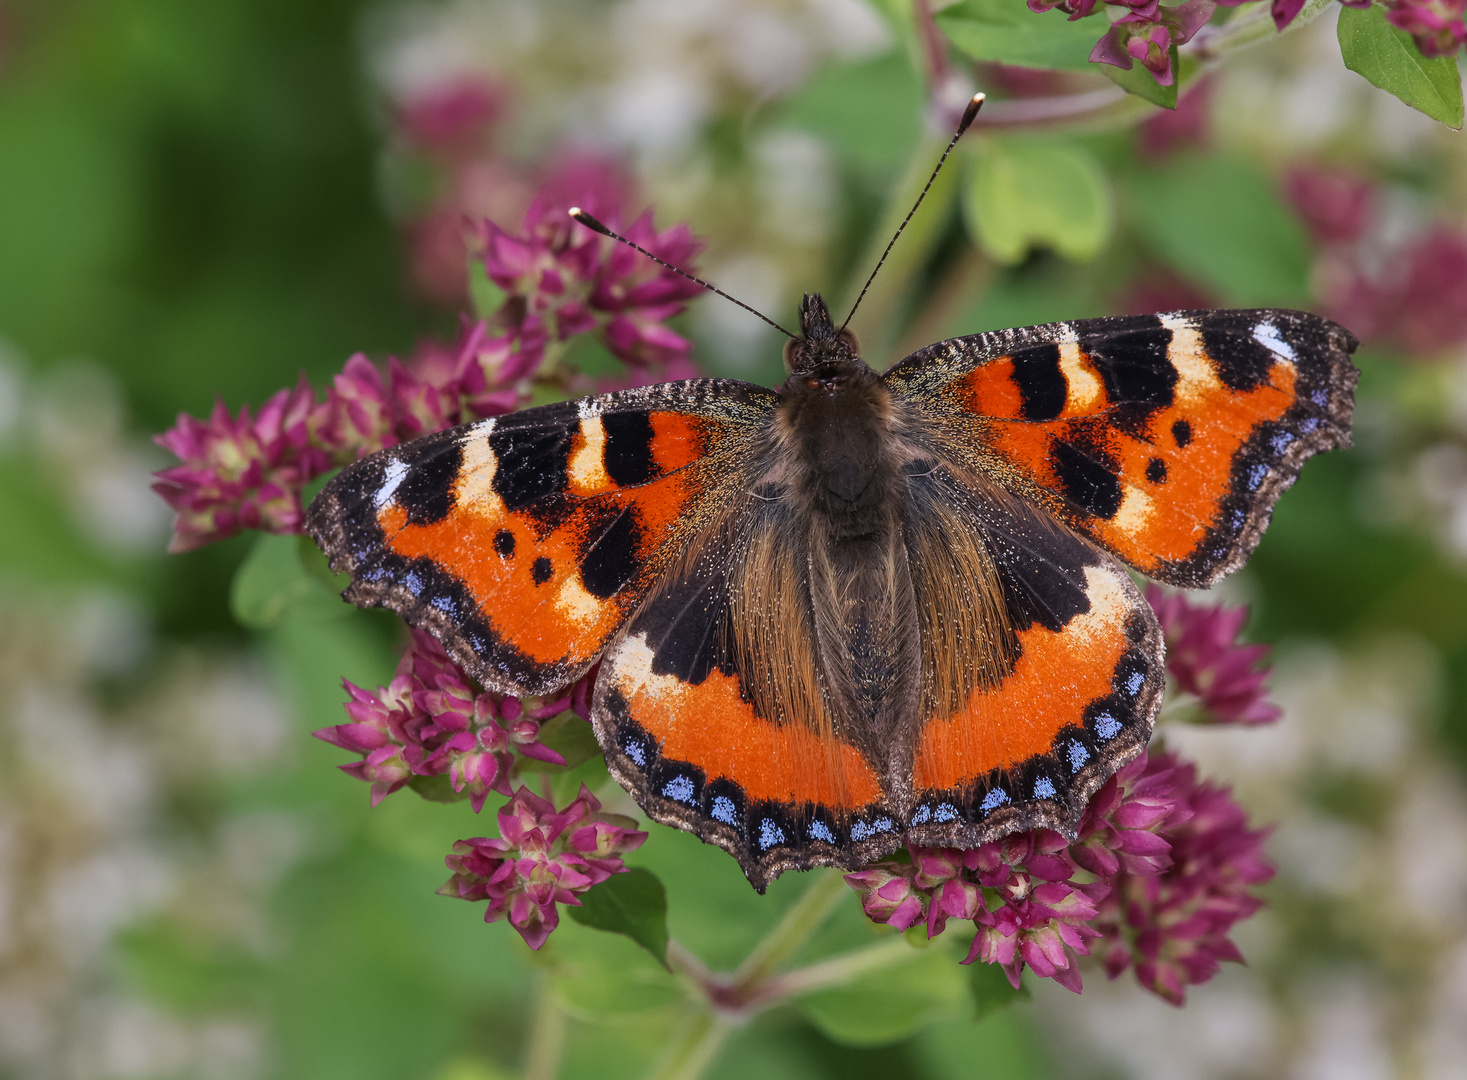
[783,293,864,380]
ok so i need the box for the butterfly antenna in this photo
[568,209,796,339]
[838,92,985,336]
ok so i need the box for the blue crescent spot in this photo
[1067,740,1091,771]
[662,775,695,804]
[911,805,931,825]
[403,571,423,595]
[1094,712,1122,740]
[934,803,958,822]
[873,817,895,832]
[1125,671,1145,696]
[624,739,647,767]
[711,796,737,825]
[850,821,873,841]
[758,819,786,849]
[431,595,456,615]
[980,788,1009,814]
[1033,777,1056,799]
[808,820,837,844]
[1310,387,1330,407]
[1271,431,1295,455]
[1300,417,1319,434]
[1247,463,1269,491]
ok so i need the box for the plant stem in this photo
[644,1008,735,1080]
[523,972,566,1080]
[730,869,851,994]
[752,936,918,1006]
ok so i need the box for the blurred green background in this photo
[2,0,1466,1078]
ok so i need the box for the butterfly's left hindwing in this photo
[887,309,1358,587]
[307,380,776,695]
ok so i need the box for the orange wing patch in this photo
[914,562,1136,788]
[904,558,1163,850]
[307,382,776,696]
[601,632,883,810]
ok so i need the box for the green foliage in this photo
[937,0,1103,70]
[1125,151,1311,305]
[1338,4,1465,129]
[775,50,925,174]
[567,867,672,968]
[1100,48,1182,108]
[963,136,1115,264]
[230,532,352,628]
[795,944,970,1046]
[966,958,1032,1020]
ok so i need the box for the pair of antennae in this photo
[569,92,985,341]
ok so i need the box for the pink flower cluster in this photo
[1287,166,1467,359]
[152,319,529,552]
[1082,0,1216,88]
[153,379,329,550]
[1095,755,1273,1003]
[1149,585,1283,725]
[314,628,595,811]
[1029,0,1460,88]
[153,190,704,552]
[474,192,705,374]
[848,753,1269,1003]
[440,785,646,949]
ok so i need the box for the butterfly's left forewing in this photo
[308,380,776,695]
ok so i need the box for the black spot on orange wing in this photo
[489,423,574,509]
[1146,458,1167,484]
[1200,311,1274,391]
[531,556,553,585]
[1051,437,1123,520]
[1011,343,1066,421]
[1085,320,1176,409]
[400,440,462,526]
[494,529,515,557]
[602,411,657,486]
[1172,419,1192,447]
[580,509,643,599]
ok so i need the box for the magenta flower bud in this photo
[1147,586,1283,725]
[442,786,646,950]
[315,630,579,809]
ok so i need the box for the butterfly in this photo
[307,290,1357,890]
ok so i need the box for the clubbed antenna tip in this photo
[568,208,612,237]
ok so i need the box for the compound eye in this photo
[782,338,802,373]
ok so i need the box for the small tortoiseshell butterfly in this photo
[307,99,1358,890]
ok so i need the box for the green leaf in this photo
[1098,47,1180,109]
[966,958,1032,1021]
[963,136,1114,265]
[1338,4,1464,129]
[567,867,670,968]
[469,258,507,320]
[406,773,470,804]
[1126,151,1311,305]
[523,714,604,774]
[230,532,351,628]
[796,946,968,1047]
[937,0,1106,70]
[775,50,924,173]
